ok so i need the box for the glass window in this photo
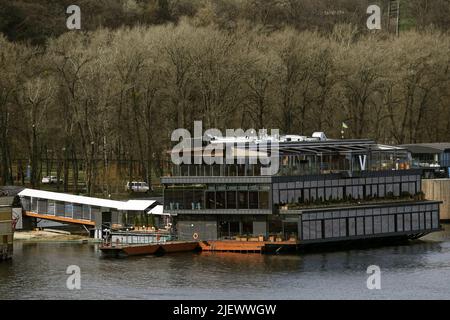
[379,184,385,197]
[184,189,194,210]
[294,189,302,203]
[226,190,237,209]
[280,190,288,204]
[259,191,269,209]
[193,187,204,209]
[216,191,225,209]
[268,218,282,234]
[249,191,259,209]
[212,164,221,176]
[181,165,189,176]
[273,189,279,206]
[238,191,248,209]
[288,189,295,204]
[230,221,240,236]
[310,188,317,202]
[317,188,324,201]
[206,191,215,209]
[238,164,245,176]
[246,165,253,176]
[242,221,253,234]
[304,189,310,203]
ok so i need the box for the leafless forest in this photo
[0,0,449,194]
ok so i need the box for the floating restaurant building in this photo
[162,133,442,245]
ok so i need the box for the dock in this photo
[199,240,299,254]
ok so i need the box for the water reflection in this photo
[1,225,450,299]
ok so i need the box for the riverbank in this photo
[14,230,93,242]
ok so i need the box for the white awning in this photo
[18,188,160,212]
[147,205,173,216]
[118,200,156,211]
[18,188,123,208]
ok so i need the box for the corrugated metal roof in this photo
[18,189,159,212]
[373,144,406,151]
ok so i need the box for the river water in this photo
[1,225,450,300]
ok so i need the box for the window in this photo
[206,191,215,209]
[249,191,259,209]
[280,190,288,204]
[259,191,269,209]
[216,191,225,209]
[238,191,248,209]
[183,189,194,210]
[242,221,252,234]
[193,189,204,209]
[226,191,237,209]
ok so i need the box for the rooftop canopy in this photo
[170,139,408,157]
[400,143,450,154]
[18,188,165,214]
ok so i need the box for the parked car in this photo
[126,181,151,193]
[41,176,62,184]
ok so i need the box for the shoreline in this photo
[13,230,97,243]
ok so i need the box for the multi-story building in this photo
[161,133,442,245]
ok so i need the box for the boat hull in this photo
[100,241,199,257]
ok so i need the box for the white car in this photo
[126,181,150,193]
[41,176,61,184]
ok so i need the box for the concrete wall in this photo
[422,179,450,220]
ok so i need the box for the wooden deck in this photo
[199,240,299,253]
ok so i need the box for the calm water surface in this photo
[1,225,450,300]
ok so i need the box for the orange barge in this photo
[100,239,300,257]
[100,241,199,258]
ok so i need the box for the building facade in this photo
[162,135,442,243]
[400,143,450,178]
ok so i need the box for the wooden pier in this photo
[199,240,299,254]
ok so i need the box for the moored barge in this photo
[100,241,199,258]
[99,230,199,257]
